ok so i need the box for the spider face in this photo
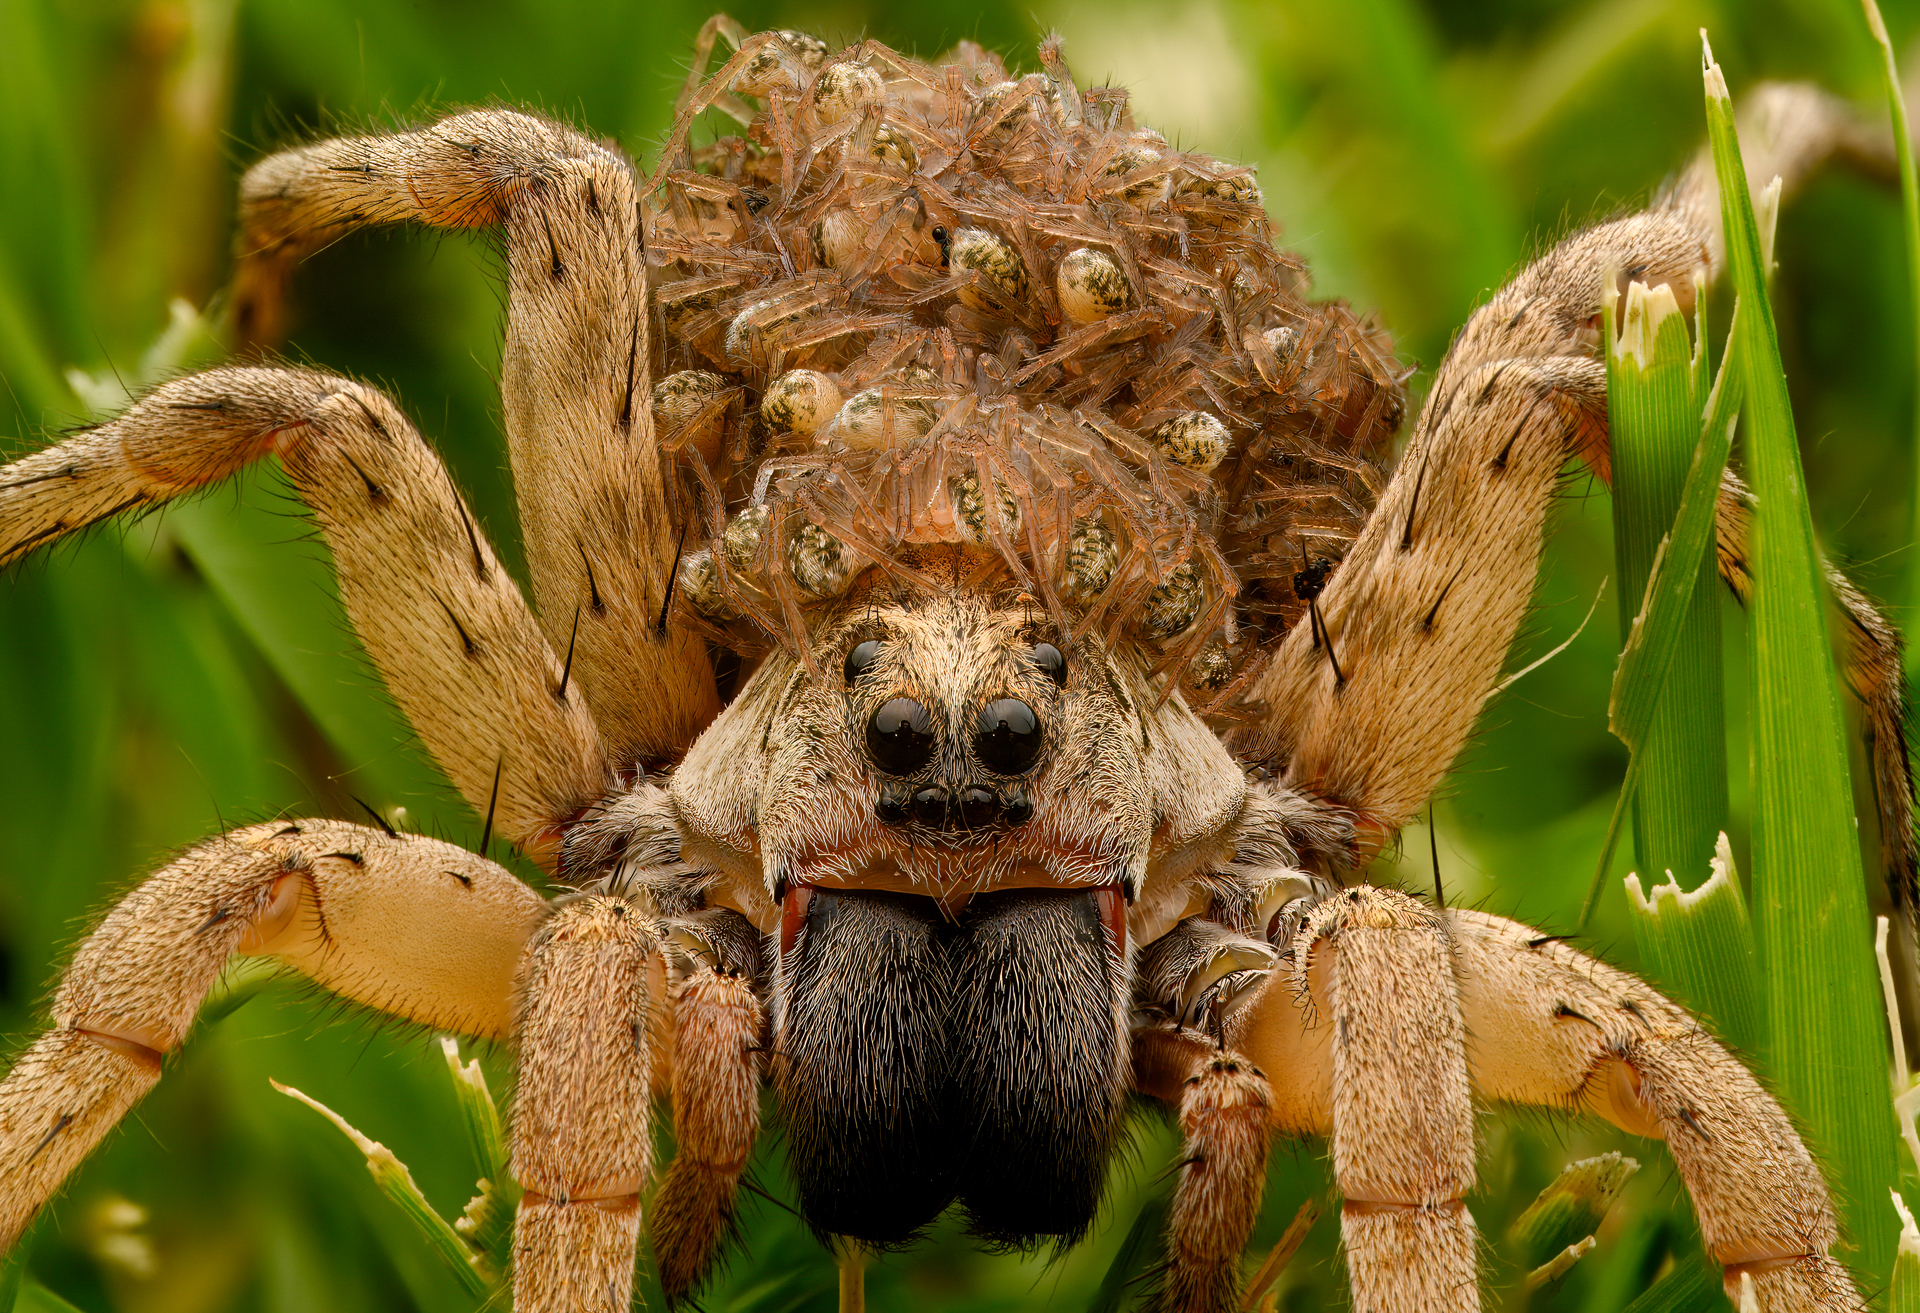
[675,568,1233,931]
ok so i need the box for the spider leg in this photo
[651,910,767,1304]
[1235,178,1913,918]
[0,367,607,861]
[1232,348,1611,852]
[0,819,546,1249]
[1223,893,1867,1312]
[233,108,719,769]
[511,894,658,1313]
[1305,888,1478,1313]
[1447,908,1862,1312]
[1130,1024,1274,1313]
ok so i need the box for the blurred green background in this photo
[2,0,1918,1308]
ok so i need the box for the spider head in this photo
[736,574,1156,918]
[664,553,1249,1248]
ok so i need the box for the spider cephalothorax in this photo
[640,24,1405,699]
[0,19,1912,1313]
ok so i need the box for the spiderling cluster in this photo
[643,22,1409,697]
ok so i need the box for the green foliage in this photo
[1707,31,1902,1278]
[3,1,1918,1310]
[1604,271,1727,897]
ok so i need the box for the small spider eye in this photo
[844,639,883,685]
[867,698,937,775]
[930,225,951,266]
[1031,643,1066,687]
[974,698,1041,774]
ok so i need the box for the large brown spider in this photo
[0,17,1911,1313]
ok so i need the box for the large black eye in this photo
[867,698,937,775]
[974,698,1041,774]
[1031,643,1066,687]
[844,640,883,685]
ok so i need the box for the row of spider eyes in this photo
[847,638,1065,777]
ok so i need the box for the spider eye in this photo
[867,698,937,775]
[930,225,951,266]
[973,698,1041,774]
[844,639,883,685]
[1031,643,1066,687]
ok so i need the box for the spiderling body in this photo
[0,18,1910,1313]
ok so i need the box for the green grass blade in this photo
[11,1282,85,1313]
[1857,0,1920,671]
[1604,272,1728,893]
[1579,295,1743,929]
[273,1079,498,1296]
[1705,31,1900,1278]
[1626,833,1764,1053]
[1507,1152,1638,1271]
[1618,1259,1721,1313]
[439,1036,507,1182]
[1895,1194,1920,1313]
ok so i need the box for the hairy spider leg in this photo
[0,821,545,1247]
[233,108,719,770]
[512,895,660,1313]
[0,367,608,860]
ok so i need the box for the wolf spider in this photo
[0,17,1911,1313]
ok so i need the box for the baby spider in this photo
[0,15,1912,1313]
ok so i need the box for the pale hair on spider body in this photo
[0,15,1910,1313]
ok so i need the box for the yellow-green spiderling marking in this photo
[761,370,844,436]
[950,228,1031,311]
[788,522,853,598]
[1103,143,1171,206]
[722,504,771,569]
[652,370,732,465]
[1140,562,1203,639]
[1152,412,1230,474]
[1063,520,1119,601]
[731,30,829,97]
[949,473,1021,543]
[1186,641,1233,692]
[809,210,864,269]
[679,548,735,620]
[870,123,918,172]
[813,62,884,125]
[1056,248,1131,325]
[836,387,938,449]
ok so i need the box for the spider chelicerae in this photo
[0,17,1912,1313]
